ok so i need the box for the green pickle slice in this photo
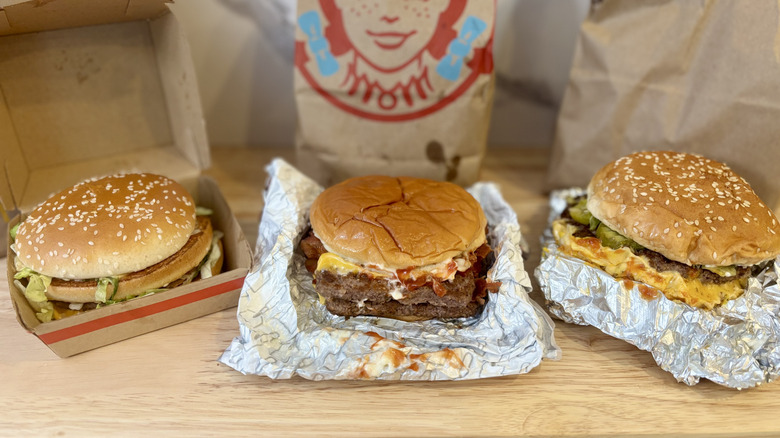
[567,197,643,251]
[599,223,643,251]
[568,198,592,225]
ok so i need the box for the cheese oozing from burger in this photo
[552,219,745,309]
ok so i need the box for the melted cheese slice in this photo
[316,253,360,274]
[553,220,745,309]
[315,253,391,277]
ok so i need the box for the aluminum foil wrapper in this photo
[536,188,780,389]
[219,159,560,380]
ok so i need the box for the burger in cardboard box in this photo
[1,0,251,357]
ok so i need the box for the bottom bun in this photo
[46,216,215,303]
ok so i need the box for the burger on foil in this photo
[300,175,500,320]
[9,173,224,322]
[552,151,780,309]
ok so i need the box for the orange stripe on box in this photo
[38,277,245,345]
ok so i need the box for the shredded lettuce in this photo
[9,223,20,242]
[36,307,54,322]
[200,231,224,279]
[195,206,213,216]
[14,268,51,303]
[13,267,35,280]
[102,289,157,306]
[13,269,54,322]
[94,277,119,303]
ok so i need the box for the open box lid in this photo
[0,0,171,35]
[0,0,209,213]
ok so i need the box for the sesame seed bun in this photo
[587,151,780,266]
[15,173,196,279]
[309,176,487,270]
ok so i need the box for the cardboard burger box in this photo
[0,0,252,357]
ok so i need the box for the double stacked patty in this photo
[316,269,482,319]
[301,233,491,319]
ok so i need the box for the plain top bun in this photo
[15,173,196,279]
[310,176,487,270]
[587,151,780,266]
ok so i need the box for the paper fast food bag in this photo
[294,0,495,186]
[1,206,9,258]
[548,0,780,209]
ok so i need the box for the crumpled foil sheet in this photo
[219,159,560,380]
[535,188,780,389]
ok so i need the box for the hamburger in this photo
[9,173,224,322]
[553,151,780,309]
[300,175,500,320]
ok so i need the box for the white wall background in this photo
[170,0,589,148]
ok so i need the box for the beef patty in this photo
[301,231,494,319]
[315,269,478,308]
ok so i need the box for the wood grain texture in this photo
[2,147,779,437]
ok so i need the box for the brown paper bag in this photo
[294,0,495,186]
[549,0,780,209]
[1,207,9,258]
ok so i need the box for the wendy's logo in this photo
[295,0,493,122]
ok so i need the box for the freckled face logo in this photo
[296,0,493,122]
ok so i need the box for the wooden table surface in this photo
[2,147,779,437]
